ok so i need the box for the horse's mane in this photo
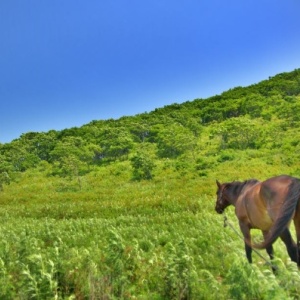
[244,179,260,186]
[226,179,259,196]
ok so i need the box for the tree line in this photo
[0,68,300,185]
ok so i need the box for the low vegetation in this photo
[0,69,300,298]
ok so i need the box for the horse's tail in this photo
[252,177,300,249]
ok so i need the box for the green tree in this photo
[50,136,99,179]
[212,116,263,150]
[129,122,150,143]
[240,93,265,118]
[131,151,155,180]
[155,124,197,158]
[19,131,57,161]
[0,141,40,172]
[98,127,134,160]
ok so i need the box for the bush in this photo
[131,152,155,180]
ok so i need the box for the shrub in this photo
[131,152,155,180]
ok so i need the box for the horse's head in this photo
[215,180,231,214]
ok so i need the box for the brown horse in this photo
[215,175,300,266]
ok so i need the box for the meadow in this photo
[1,154,300,299]
[1,69,300,298]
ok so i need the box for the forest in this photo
[0,68,300,299]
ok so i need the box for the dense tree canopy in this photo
[0,68,299,181]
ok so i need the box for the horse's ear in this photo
[216,180,221,188]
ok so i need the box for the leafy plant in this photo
[131,151,155,180]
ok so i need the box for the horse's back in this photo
[263,175,294,188]
[260,175,297,220]
[260,175,295,200]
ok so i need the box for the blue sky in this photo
[1,1,300,143]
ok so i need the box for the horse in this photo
[215,175,300,266]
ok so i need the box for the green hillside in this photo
[0,68,300,299]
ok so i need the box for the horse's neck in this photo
[229,195,239,206]
[228,182,248,206]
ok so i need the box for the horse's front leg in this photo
[239,221,252,263]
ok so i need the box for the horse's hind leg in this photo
[293,212,300,266]
[263,231,274,260]
[263,231,277,272]
[280,228,298,264]
[244,242,252,264]
[266,245,274,260]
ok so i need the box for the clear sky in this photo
[1,1,300,143]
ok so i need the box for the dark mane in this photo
[244,179,260,186]
[227,179,259,196]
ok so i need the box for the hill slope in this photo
[0,68,300,298]
[1,68,300,177]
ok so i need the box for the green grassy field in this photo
[1,155,300,299]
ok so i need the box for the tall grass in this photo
[1,152,300,298]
